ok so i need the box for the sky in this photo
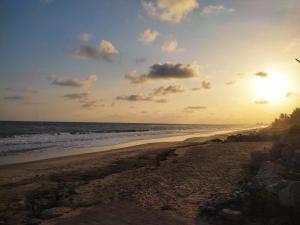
[0,0,300,124]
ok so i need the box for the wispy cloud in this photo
[125,63,200,84]
[49,74,97,88]
[255,99,269,104]
[192,81,212,90]
[286,92,300,98]
[66,40,118,62]
[79,33,93,42]
[142,0,199,23]
[225,73,245,85]
[4,86,39,94]
[161,40,184,53]
[63,92,98,108]
[151,85,185,96]
[284,38,300,52]
[139,29,160,44]
[201,5,235,16]
[116,94,167,103]
[3,95,31,101]
[226,80,236,85]
[255,71,268,78]
[184,105,206,113]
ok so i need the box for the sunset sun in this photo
[253,69,291,103]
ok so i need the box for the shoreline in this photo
[0,127,261,166]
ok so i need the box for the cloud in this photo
[64,93,90,100]
[3,95,31,101]
[116,94,167,103]
[151,85,185,96]
[4,86,38,94]
[255,100,269,104]
[284,38,300,52]
[226,80,236,85]
[225,73,245,85]
[63,92,98,108]
[79,33,93,42]
[139,29,160,44]
[201,5,235,15]
[142,0,199,23]
[255,71,268,78]
[125,63,200,84]
[184,105,206,113]
[286,92,299,98]
[192,81,212,90]
[161,40,184,53]
[66,40,118,62]
[125,70,148,84]
[49,74,97,88]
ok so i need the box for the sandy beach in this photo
[0,130,273,225]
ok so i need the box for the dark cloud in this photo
[192,81,211,90]
[255,71,268,78]
[151,85,185,96]
[49,74,97,88]
[66,40,118,62]
[125,63,200,84]
[116,94,167,103]
[255,100,269,104]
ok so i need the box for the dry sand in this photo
[0,131,272,225]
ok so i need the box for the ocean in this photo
[0,121,258,164]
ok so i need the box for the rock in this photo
[219,208,242,222]
[39,207,72,219]
[255,161,288,193]
[278,181,300,209]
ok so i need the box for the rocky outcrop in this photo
[199,131,300,225]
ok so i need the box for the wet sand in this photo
[0,131,272,225]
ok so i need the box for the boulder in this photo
[278,181,300,209]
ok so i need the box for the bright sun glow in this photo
[253,68,291,103]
